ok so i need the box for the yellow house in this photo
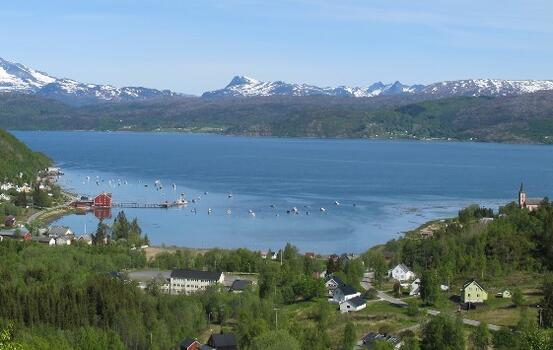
[461,279,488,304]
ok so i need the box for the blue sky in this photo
[1,0,552,94]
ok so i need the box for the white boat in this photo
[334,201,340,206]
[208,208,213,214]
[175,199,188,206]
[320,207,326,212]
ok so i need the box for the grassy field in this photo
[284,298,421,348]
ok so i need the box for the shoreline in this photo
[10,128,553,146]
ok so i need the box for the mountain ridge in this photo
[0,57,179,105]
[203,75,553,98]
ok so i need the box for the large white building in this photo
[169,269,224,295]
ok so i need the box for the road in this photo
[360,272,501,331]
[26,192,77,225]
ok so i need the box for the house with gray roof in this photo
[339,295,366,313]
[332,284,361,304]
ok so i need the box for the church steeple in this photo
[519,182,526,208]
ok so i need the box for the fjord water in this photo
[14,131,553,253]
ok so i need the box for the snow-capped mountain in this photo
[202,76,425,98]
[0,57,56,92]
[0,57,178,104]
[421,79,553,97]
[203,75,553,98]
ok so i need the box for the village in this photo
[1,162,551,349]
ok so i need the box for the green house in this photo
[461,279,488,304]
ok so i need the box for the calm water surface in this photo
[13,131,553,253]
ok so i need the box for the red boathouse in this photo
[93,193,112,208]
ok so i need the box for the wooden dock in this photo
[112,202,173,209]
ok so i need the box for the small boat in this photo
[175,199,188,206]
[292,207,298,213]
[204,192,208,195]
[208,208,213,214]
[249,210,256,217]
[226,209,232,215]
[270,204,275,208]
[228,194,233,198]
[320,207,326,212]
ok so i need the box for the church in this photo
[518,183,544,211]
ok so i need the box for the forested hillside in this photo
[2,92,553,143]
[0,128,50,182]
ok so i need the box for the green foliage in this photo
[421,315,465,350]
[401,336,420,350]
[541,273,553,328]
[362,250,388,286]
[111,212,149,246]
[420,270,439,306]
[0,322,22,350]
[470,322,490,350]
[32,186,51,208]
[342,322,356,350]
[512,287,525,308]
[458,204,493,224]
[250,330,300,350]
[0,129,50,184]
[406,300,419,317]
[373,340,395,350]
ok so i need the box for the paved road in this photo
[360,271,501,331]
[26,193,77,225]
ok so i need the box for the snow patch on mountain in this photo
[0,57,178,104]
[203,76,553,98]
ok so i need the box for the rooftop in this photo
[170,269,222,281]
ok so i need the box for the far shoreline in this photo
[10,128,553,146]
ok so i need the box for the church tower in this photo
[518,182,526,208]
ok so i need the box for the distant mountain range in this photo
[0,57,178,105]
[2,57,553,105]
[203,75,553,99]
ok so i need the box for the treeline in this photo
[3,91,553,143]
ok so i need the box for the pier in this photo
[112,202,178,209]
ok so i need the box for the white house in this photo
[339,296,366,313]
[78,234,93,245]
[169,269,225,295]
[55,236,72,246]
[388,264,416,282]
[409,278,421,296]
[324,275,344,297]
[332,285,361,304]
